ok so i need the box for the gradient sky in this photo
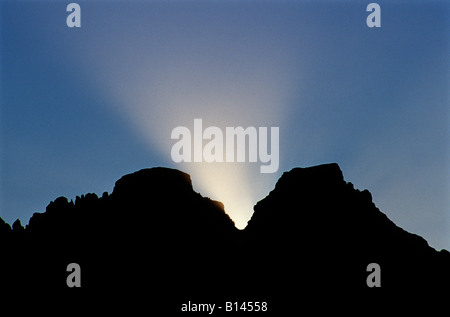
[1,1,449,250]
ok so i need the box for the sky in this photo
[1,1,449,250]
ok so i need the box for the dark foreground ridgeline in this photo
[1,164,449,313]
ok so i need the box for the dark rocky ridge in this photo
[0,163,448,313]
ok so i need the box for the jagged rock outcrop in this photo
[243,163,450,310]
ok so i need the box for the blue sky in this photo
[1,1,449,250]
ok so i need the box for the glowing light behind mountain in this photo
[1,1,448,247]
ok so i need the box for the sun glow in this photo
[106,89,286,229]
[186,163,257,229]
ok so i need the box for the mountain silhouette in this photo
[0,163,448,313]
